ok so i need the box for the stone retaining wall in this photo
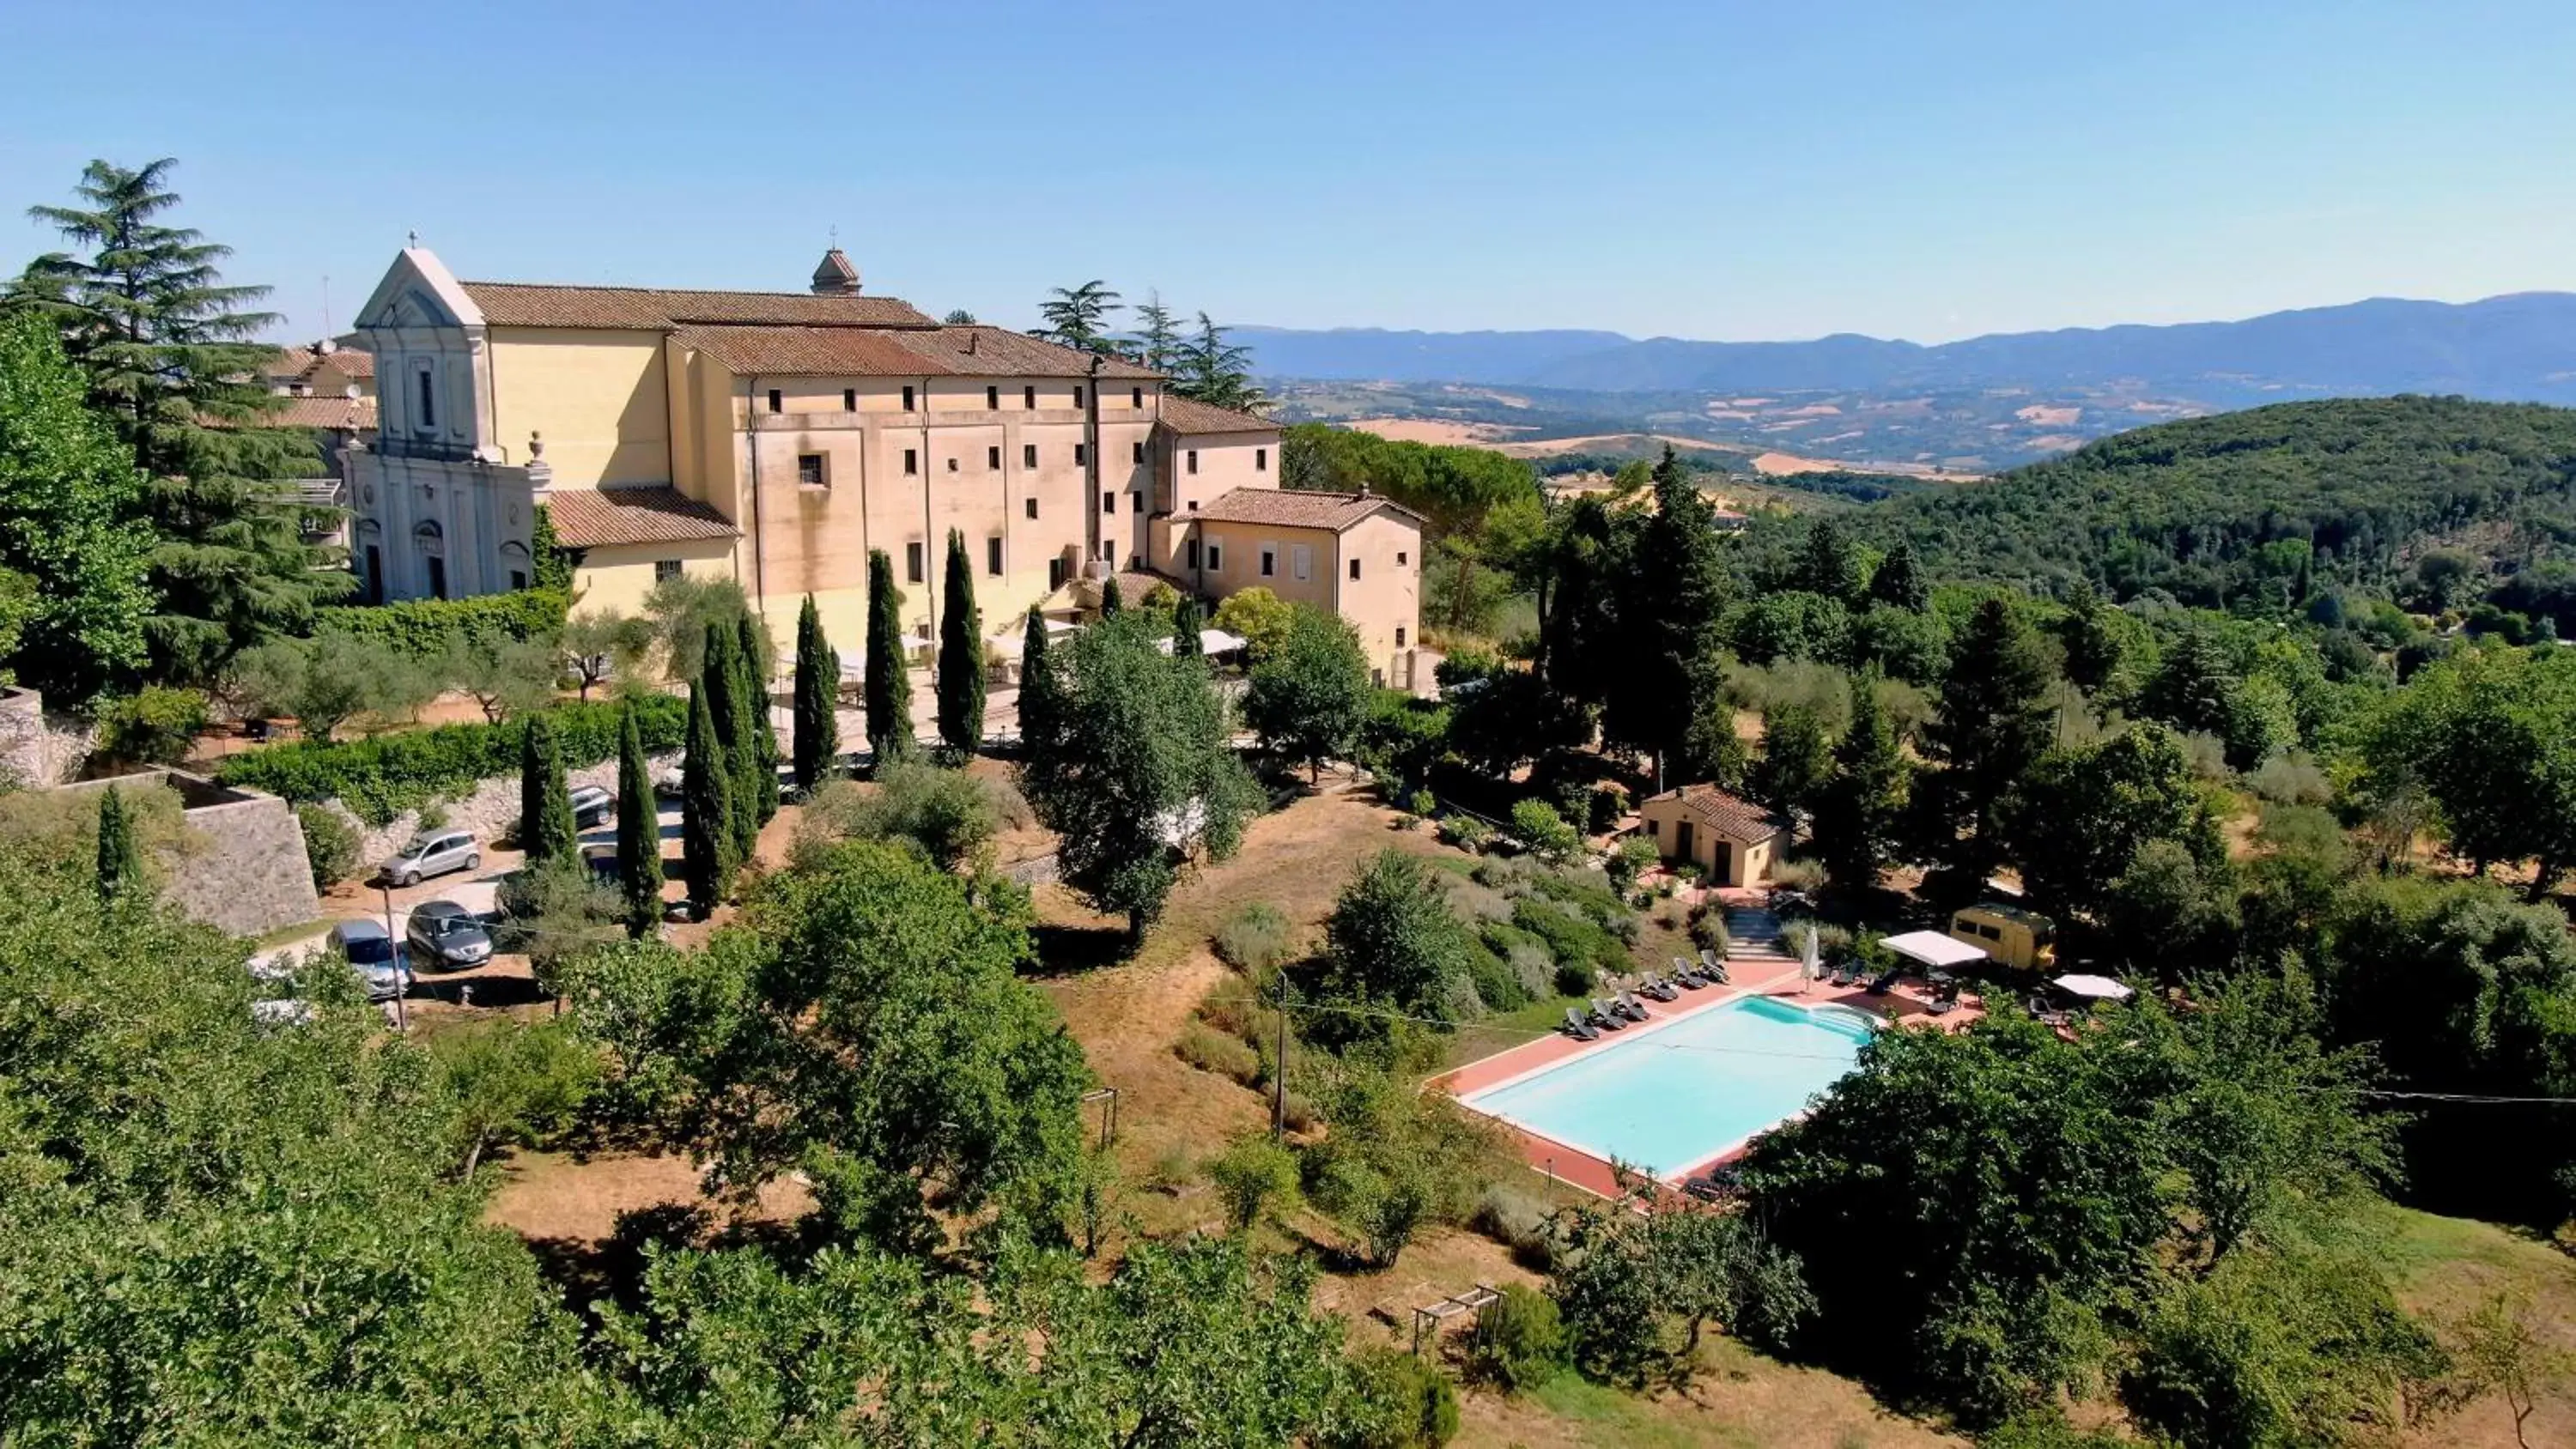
[52,769,321,938]
[322,751,683,864]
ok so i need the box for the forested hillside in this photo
[1789,397,2576,608]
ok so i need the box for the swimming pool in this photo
[1460,996,1876,1179]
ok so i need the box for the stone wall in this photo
[0,687,94,788]
[52,769,322,938]
[325,750,682,864]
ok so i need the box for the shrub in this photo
[313,588,570,657]
[295,804,361,890]
[1207,1132,1301,1229]
[1214,900,1297,976]
[1437,814,1492,852]
[1552,959,1597,997]
[1586,784,1627,834]
[1333,1347,1461,1449]
[1176,1023,1261,1086]
[1768,855,1825,892]
[1687,900,1730,955]
[1406,788,1437,818]
[1511,897,1631,979]
[1606,834,1660,893]
[1463,943,1534,1013]
[1470,1185,1557,1270]
[1146,1145,1197,1192]
[1468,1284,1567,1392]
[216,694,685,824]
[96,687,208,765]
[1510,798,1581,864]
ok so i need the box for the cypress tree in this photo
[1099,575,1124,617]
[1018,606,1061,759]
[937,529,986,753]
[703,621,761,858]
[615,700,664,937]
[517,712,576,868]
[1814,670,1911,894]
[1172,595,1205,658]
[1867,538,1930,612]
[680,682,735,911]
[864,549,914,765]
[735,611,781,822]
[1921,598,2057,883]
[791,593,840,789]
[94,785,142,903]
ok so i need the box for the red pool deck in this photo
[1432,967,1986,1198]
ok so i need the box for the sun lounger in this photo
[1671,955,1706,988]
[1923,997,1957,1017]
[1832,965,1860,988]
[1589,998,1626,1030]
[1561,1006,1601,1040]
[1700,949,1730,985]
[1866,968,1902,995]
[1640,975,1680,1003]
[1616,991,1650,1022]
[1682,1165,1744,1203]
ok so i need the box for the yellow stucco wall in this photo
[1638,803,1775,887]
[571,537,739,619]
[489,328,671,488]
[1335,511,1422,687]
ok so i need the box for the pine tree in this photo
[1607,446,1731,785]
[735,611,781,822]
[516,712,577,868]
[1171,595,1205,657]
[94,785,142,903]
[1099,576,1124,617]
[680,682,736,911]
[0,314,155,700]
[1172,313,1268,413]
[9,159,343,680]
[791,594,840,789]
[1796,518,1862,605]
[615,700,663,937]
[1133,290,1182,373]
[702,621,760,858]
[1019,607,1060,755]
[1921,598,2057,882]
[937,529,985,753]
[1814,671,1911,894]
[1868,539,1929,612]
[1038,281,1122,354]
[864,549,914,764]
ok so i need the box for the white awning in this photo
[1153,628,1248,656]
[1880,930,1989,970]
[2051,973,2135,1003]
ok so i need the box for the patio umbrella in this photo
[1800,926,1820,988]
[2050,973,2135,1003]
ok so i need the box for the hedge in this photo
[216,693,685,825]
[313,589,572,657]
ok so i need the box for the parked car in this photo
[382,830,480,887]
[570,784,614,830]
[405,899,494,971]
[326,919,414,1001]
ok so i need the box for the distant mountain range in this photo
[1240,294,2576,403]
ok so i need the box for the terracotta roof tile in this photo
[268,396,377,430]
[1156,394,1275,435]
[459,282,934,330]
[544,487,738,549]
[671,323,1157,380]
[1187,487,1425,533]
[1644,784,1778,844]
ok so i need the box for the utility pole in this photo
[1271,979,1293,1140]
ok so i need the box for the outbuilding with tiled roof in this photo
[1185,486,1425,533]
[1637,784,1779,888]
[542,486,739,549]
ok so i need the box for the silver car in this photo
[381,830,480,888]
[325,919,415,1002]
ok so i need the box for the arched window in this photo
[414,519,447,600]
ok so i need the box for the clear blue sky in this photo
[3,0,2571,346]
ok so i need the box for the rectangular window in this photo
[1206,543,1223,573]
[654,559,683,582]
[987,445,1002,470]
[1073,386,1084,409]
[987,536,1003,575]
[510,569,529,591]
[1132,440,1145,464]
[1256,447,1268,471]
[414,364,437,430]
[1073,443,1087,467]
[946,457,958,472]
[903,447,918,475]
[1186,449,1199,475]
[1396,626,1407,647]
[986,385,999,409]
[906,542,925,584]
[1349,559,1362,580]
[767,389,782,415]
[1024,385,1036,409]
[798,453,827,487]
[902,385,916,411]
[427,556,447,599]
[1024,496,1038,520]
[1259,546,1276,578]
[1187,539,1201,568]
[1396,550,1408,566]
[1048,556,1067,589]
[1101,492,1115,515]
[1291,543,1311,580]
[1024,443,1038,469]
[843,388,857,411]
[1132,386,1144,408]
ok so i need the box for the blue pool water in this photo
[1462,996,1875,1178]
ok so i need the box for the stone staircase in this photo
[1723,905,1797,975]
